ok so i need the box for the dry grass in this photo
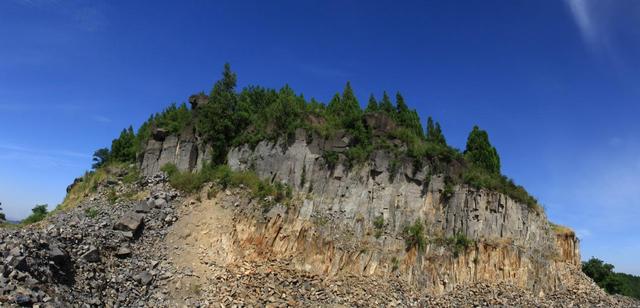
[550,223,575,237]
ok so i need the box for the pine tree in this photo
[110,126,136,163]
[426,117,447,145]
[365,94,378,113]
[196,63,240,164]
[464,125,501,174]
[379,91,395,115]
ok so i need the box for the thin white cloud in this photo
[10,0,107,32]
[92,115,111,123]
[0,144,90,159]
[565,0,601,48]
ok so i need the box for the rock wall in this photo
[140,127,212,176]
[139,127,582,294]
[222,128,581,295]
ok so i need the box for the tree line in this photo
[94,63,536,209]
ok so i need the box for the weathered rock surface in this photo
[221,132,578,294]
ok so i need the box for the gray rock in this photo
[134,271,153,285]
[81,247,101,263]
[47,245,69,267]
[134,201,152,213]
[113,212,144,234]
[15,294,32,306]
[153,198,167,208]
[115,247,132,258]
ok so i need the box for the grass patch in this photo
[162,163,292,207]
[433,233,475,258]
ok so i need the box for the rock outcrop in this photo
[217,129,581,295]
[139,127,211,176]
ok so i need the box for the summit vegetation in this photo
[94,63,539,210]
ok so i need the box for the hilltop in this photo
[0,64,638,307]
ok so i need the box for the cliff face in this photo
[139,127,581,295]
[139,127,212,176]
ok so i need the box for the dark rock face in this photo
[152,128,169,141]
[188,93,208,110]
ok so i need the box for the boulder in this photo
[134,202,152,213]
[188,93,208,110]
[81,247,101,263]
[47,245,69,267]
[115,247,132,259]
[113,212,144,234]
[133,271,153,285]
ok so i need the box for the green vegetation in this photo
[582,257,640,299]
[373,215,385,238]
[0,202,5,221]
[161,163,292,208]
[441,180,455,202]
[391,257,400,272]
[403,220,426,252]
[84,207,99,219]
[433,233,475,258]
[21,204,48,225]
[89,63,540,213]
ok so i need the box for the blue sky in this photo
[1,0,639,273]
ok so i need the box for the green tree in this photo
[426,117,447,146]
[464,125,501,174]
[196,63,239,164]
[0,202,5,221]
[582,257,625,295]
[22,204,48,224]
[269,85,304,133]
[395,92,423,136]
[92,148,111,169]
[365,94,378,113]
[379,91,395,115]
[110,126,136,163]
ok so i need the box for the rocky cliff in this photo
[138,126,581,296]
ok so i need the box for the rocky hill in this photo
[1,66,638,306]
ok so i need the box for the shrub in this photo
[373,215,385,238]
[441,181,455,202]
[85,207,99,218]
[323,151,339,169]
[403,220,426,252]
[452,233,473,257]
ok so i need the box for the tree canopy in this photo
[93,63,540,210]
[464,125,501,174]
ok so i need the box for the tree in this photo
[0,202,5,221]
[92,148,110,169]
[426,117,447,146]
[395,92,423,136]
[379,91,395,115]
[110,126,136,163]
[583,257,625,295]
[196,63,240,164]
[22,204,48,224]
[464,125,501,174]
[365,94,378,113]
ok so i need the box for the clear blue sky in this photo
[1,1,639,274]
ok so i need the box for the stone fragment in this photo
[113,212,144,234]
[81,247,101,263]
